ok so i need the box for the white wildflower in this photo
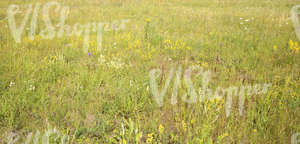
[113,42,117,49]
[130,80,133,87]
[109,59,124,69]
[98,54,106,64]
[29,85,35,91]
[9,81,15,87]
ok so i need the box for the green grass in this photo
[0,0,300,143]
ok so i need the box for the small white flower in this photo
[113,42,117,48]
[245,19,249,22]
[98,54,106,64]
[29,85,35,91]
[240,22,244,25]
[121,123,125,136]
[9,81,15,87]
[109,58,125,69]
[240,18,243,20]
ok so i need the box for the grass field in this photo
[0,0,300,143]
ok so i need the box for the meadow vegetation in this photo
[0,0,299,143]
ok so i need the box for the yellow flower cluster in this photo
[217,132,229,140]
[121,32,132,41]
[289,40,300,53]
[158,124,164,134]
[163,39,191,51]
[145,18,151,23]
[88,40,99,54]
[43,55,57,64]
[23,35,41,45]
[146,133,154,143]
[127,39,140,50]
[127,40,154,60]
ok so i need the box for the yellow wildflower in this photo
[289,40,294,50]
[182,120,187,132]
[134,40,140,48]
[288,40,300,53]
[158,124,164,134]
[52,56,57,61]
[296,47,299,53]
[202,62,208,68]
[122,139,127,144]
[216,96,224,105]
[253,129,257,133]
[44,56,48,62]
[273,45,277,51]
[191,118,196,125]
[145,18,151,23]
[146,138,152,144]
[164,39,172,45]
[218,132,229,140]
[147,133,154,137]
[146,133,154,144]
